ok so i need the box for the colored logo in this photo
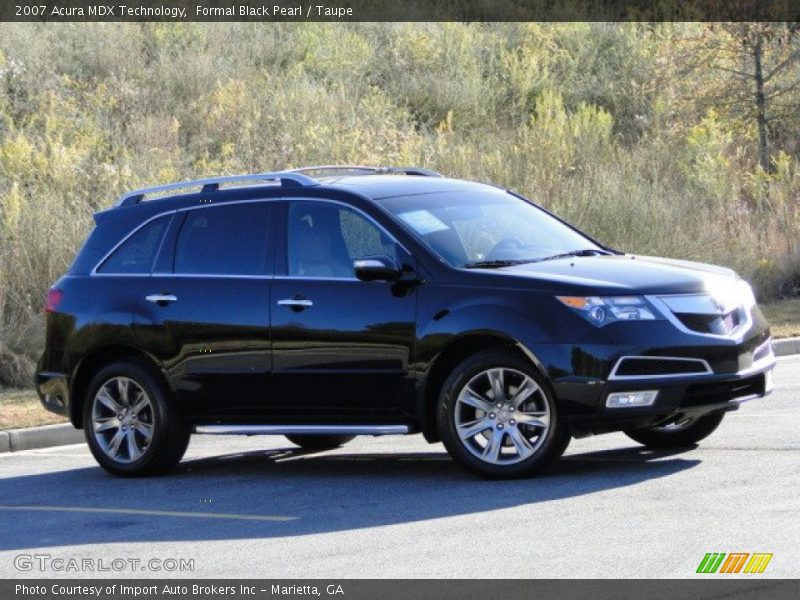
[696,552,773,574]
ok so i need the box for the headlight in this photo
[557,295,661,327]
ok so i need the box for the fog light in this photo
[606,390,658,408]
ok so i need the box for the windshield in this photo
[377,188,603,268]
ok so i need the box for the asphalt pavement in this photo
[1,356,798,579]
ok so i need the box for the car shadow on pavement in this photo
[0,444,700,551]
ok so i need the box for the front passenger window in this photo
[287,202,397,278]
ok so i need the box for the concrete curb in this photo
[773,336,800,357]
[0,423,83,453]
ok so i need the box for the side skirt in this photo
[193,424,410,436]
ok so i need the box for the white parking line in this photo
[0,504,298,522]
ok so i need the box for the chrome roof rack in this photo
[288,165,443,178]
[116,172,319,207]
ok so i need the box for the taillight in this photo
[44,287,63,313]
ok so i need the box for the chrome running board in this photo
[193,424,409,436]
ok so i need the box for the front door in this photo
[270,199,417,419]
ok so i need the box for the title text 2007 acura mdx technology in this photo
[37,166,776,478]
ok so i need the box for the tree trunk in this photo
[753,38,770,172]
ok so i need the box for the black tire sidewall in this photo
[437,349,568,479]
[82,360,182,476]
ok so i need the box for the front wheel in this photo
[437,349,570,479]
[624,411,725,449]
[83,360,190,477]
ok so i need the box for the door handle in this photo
[277,298,313,309]
[146,294,178,305]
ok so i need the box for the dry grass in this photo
[761,299,800,339]
[0,389,67,430]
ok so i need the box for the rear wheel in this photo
[437,349,570,479]
[285,435,355,451]
[83,361,190,477]
[624,411,725,449]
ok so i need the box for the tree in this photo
[677,23,800,172]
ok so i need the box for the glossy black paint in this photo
[37,174,775,440]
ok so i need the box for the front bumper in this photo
[535,308,776,434]
[564,354,775,435]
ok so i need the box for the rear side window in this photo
[97,215,170,274]
[174,203,270,275]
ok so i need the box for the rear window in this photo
[173,203,270,275]
[96,215,170,274]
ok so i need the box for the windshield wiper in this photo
[534,248,611,263]
[464,249,611,269]
[462,259,537,269]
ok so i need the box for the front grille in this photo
[676,310,740,335]
[614,357,710,377]
[682,374,764,407]
[658,294,749,338]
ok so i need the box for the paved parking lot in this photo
[1,356,798,579]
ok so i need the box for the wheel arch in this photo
[419,333,549,443]
[69,345,170,429]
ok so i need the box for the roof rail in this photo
[115,172,319,207]
[288,165,443,178]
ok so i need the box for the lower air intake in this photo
[611,357,711,379]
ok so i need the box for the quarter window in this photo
[97,215,170,274]
[174,203,270,275]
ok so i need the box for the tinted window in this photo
[97,215,169,274]
[287,201,397,278]
[174,203,270,275]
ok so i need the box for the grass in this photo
[761,299,800,339]
[0,389,67,430]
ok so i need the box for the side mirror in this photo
[354,255,401,282]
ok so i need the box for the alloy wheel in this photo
[91,377,154,464]
[454,367,551,465]
[653,416,695,432]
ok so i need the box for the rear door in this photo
[133,201,274,418]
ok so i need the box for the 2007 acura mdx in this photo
[36,166,776,478]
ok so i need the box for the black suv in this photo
[37,166,776,478]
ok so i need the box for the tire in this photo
[82,360,190,477]
[437,349,570,479]
[624,411,725,449]
[285,435,355,451]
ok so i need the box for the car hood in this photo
[483,254,739,295]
